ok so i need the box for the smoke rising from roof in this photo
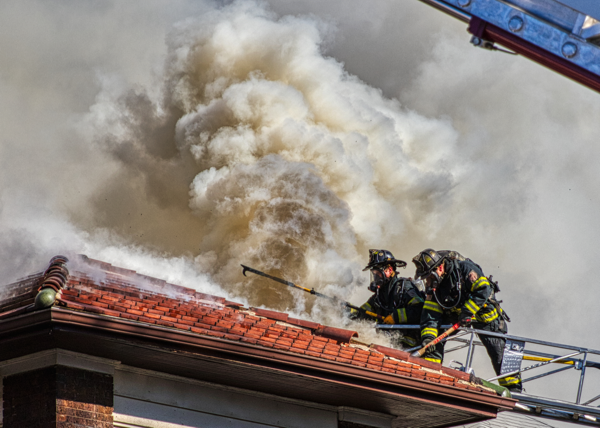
[1,0,600,406]
[67,0,465,312]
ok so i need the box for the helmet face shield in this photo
[412,256,426,279]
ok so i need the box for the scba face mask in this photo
[424,270,442,291]
[368,269,385,293]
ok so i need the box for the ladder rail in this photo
[377,323,600,425]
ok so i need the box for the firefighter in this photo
[351,249,424,348]
[413,248,522,392]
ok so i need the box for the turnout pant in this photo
[425,319,522,392]
[474,319,522,392]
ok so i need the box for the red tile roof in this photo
[0,255,497,395]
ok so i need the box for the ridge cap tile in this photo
[250,307,289,323]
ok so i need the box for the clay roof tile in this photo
[0,255,503,397]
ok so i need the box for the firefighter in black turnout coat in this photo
[351,250,424,348]
[413,249,522,392]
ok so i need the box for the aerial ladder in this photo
[415,0,600,93]
[378,323,600,426]
[242,264,600,426]
[398,1,600,424]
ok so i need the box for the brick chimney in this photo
[3,365,113,428]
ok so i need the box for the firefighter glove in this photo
[348,307,360,320]
[383,314,395,325]
[420,336,435,357]
[459,314,472,326]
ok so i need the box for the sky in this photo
[1,0,599,419]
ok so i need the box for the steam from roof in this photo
[2,0,600,403]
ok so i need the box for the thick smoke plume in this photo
[81,1,462,314]
[2,0,600,406]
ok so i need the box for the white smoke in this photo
[2,0,600,410]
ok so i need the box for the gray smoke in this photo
[1,0,600,409]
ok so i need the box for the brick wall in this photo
[3,365,113,428]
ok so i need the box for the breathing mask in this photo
[423,269,442,293]
[368,269,385,293]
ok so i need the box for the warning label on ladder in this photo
[501,339,525,375]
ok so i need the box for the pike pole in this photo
[241,264,385,322]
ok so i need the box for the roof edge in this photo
[36,307,516,412]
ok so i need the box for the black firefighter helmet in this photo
[362,249,407,271]
[412,248,444,279]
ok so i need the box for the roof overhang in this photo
[0,306,514,428]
